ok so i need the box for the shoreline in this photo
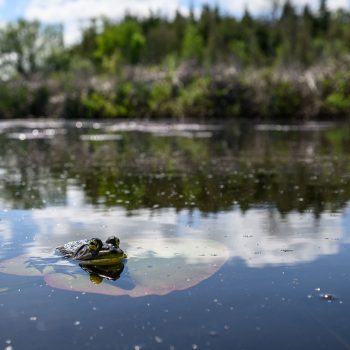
[1,64,350,120]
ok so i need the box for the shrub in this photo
[267,81,302,118]
[0,82,29,118]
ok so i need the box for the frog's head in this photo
[105,236,120,247]
[73,238,126,265]
[73,238,103,261]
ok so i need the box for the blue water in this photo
[0,120,350,350]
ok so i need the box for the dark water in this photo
[1,120,350,350]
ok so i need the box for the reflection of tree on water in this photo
[1,121,350,216]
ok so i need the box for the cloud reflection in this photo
[0,184,343,268]
[0,186,343,267]
[197,209,342,267]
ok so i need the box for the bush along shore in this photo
[2,1,350,120]
[2,61,350,120]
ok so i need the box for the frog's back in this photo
[56,239,88,258]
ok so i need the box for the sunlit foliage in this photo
[0,1,350,118]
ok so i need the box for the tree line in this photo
[0,0,347,76]
[0,0,350,119]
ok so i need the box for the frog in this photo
[55,236,127,266]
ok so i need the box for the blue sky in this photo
[0,0,28,21]
[0,0,349,43]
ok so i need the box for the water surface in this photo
[1,120,350,349]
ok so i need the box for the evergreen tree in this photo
[278,1,298,65]
[318,0,330,33]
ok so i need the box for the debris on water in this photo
[4,340,12,350]
[209,331,219,337]
[154,336,163,343]
[321,293,336,301]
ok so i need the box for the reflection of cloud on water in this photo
[0,183,345,268]
[0,218,12,241]
[28,206,181,256]
[341,206,350,244]
[125,238,229,265]
[27,206,343,268]
[185,209,343,267]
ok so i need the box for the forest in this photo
[0,0,350,119]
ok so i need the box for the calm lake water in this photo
[1,119,350,350]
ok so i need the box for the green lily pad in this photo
[44,239,229,297]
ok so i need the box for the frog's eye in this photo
[106,236,120,247]
[89,238,102,251]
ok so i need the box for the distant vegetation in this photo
[1,0,350,119]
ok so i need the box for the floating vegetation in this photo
[320,293,337,302]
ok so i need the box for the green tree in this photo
[75,19,99,60]
[277,1,298,65]
[230,9,264,66]
[318,0,330,34]
[181,24,204,62]
[143,24,177,63]
[296,5,314,65]
[0,19,64,77]
[95,19,145,65]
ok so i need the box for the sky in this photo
[0,0,349,44]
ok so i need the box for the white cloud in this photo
[23,0,350,22]
[292,0,348,11]
[24,0,350,44]
[25,0,187,44]
[221,0,348,16]
[25,0,185,22]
